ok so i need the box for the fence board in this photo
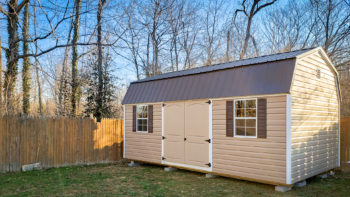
[341,117,350,172]
[0,116,123,173]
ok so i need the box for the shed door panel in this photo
[185,101,210,167]
[164,102,185,164]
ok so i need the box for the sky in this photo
[0,0,308,101]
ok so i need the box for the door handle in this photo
[184,137,187,141]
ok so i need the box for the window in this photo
[234,99,257,137]
[136,105,148,132]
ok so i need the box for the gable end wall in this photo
[290,51,339,183]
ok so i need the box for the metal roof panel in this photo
[131,48,313,84]
[123,58,296,104]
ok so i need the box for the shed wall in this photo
[212,95,287,185]
[291,51,339,183]
[124,104,162,164]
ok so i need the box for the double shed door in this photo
[163,100,210,168]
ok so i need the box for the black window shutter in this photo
[132,105,136,132]
[148,105,153,133]
[258,98,267,138]
[226,100,234,137]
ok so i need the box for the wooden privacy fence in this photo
[0,116,123,173]
[341,116,350,172]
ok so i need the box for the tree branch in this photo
[16,0,30,13]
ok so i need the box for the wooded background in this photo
[0,0,349,119]
[0,116,123,173]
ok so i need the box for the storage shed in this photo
[122,47,340,187]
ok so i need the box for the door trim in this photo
[209,99,213,172]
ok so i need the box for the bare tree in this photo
[262,1,306,53]
[96,0,106,121]
[71,0,81,116]
[179,3,198,69]
[203,0,224,65]
[57,17,74,116]
[0,38,2,112]
[22,1,30,114]
[310,0,350,67]
[125,2,141,80]
[235,0,277,59]
[168,0,183,71]
[33,0,42,115]
[1,0,29,114]
[147,0,173,75]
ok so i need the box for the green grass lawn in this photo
[0,161,349,197]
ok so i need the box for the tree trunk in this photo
[96,0,106,122]
[35,63,42,116]
[152,29,158,75]
[146,33,150,77]
[226,30,230,62]
[237,0,276,59]
[240,16,253,59]
[0,38,2,112]
[58,16,74,116]
[174,36,179,71]
[33,0,42,116]
[4,0,20,114]
[71,0,81,116]
[22,2,30,115]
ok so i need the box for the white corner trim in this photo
[209,100,213,172]
[123,105,126,159]
[161,103,165,164]
[286,95,292,184]
[336,78,341,167]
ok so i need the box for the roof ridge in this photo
[200,47,315,69]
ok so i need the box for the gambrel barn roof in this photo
[122,48,334,105]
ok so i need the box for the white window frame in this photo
[233,98,257,138]
[136,105,148,133]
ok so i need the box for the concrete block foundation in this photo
[275,186,292,192]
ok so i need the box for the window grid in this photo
[136,105,148,133]
[234,98,257,138]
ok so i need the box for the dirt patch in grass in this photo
[0,162,349,196]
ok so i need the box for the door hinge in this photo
[162,136,166,140]
[206,163,211,167]
[162,157,166,160]
[206,100,211,104]
[205,139,211,143]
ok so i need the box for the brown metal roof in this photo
[122,58,296,104]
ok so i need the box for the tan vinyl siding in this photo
[125,104,162,164]
[291,51,339,184]
[212,95,287,184]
